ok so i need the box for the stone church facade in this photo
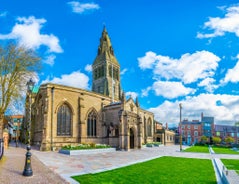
[31,27,154,151]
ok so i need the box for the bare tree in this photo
[0,43,41,138]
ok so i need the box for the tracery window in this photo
[57,104,72,136]
[87,110,97,137]
[147,118,152,136]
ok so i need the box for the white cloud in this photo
[152,81,196,99]
[0,16,63,53]
[120,68,128,75]
[42,71,89,89]
[85,64,92,72]
[149,93,239,125]
[141,87,151,97]
[221,59,239,84]
[198,77,218,93]
[138,51,158,69]
[43,55,56,66]
[125,91,138,100]
[68,1,100,14]
[197,5,239,38]
[0,11,7,17]
[138,50,220,84]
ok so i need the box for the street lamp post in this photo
[179,103,182,151]
[16,122,18,147]
[23,78,35,177]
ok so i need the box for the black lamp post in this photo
[23,78,35,177]
[179,103,182,151]
[15,121,18,147]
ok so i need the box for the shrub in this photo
[61,143,111,150]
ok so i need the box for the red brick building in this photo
[180,119,203,145]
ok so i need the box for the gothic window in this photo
[57,104,72,136]
[87,110,97,137]
[101,66,105,77]
[109,65,112,77]
[94,70,97,79]
[147,118,152,136]
[130,104,134,112]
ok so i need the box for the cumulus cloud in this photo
[85,64,92,72]
[197,5,239,38]
[141,87,151,97]
[43,55,56,66]
[221,59,239,84]
[120,68,128,75]
[125,91,138,100]
[138,51,158,69]
[42,71,89,89]
[148,93,239,125]
[152,81,196,99]
[198,77,218,93]
[68,1,100,14]
[138,50,220,84]
[0,16,63,53]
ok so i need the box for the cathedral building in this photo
[31,27,155,151]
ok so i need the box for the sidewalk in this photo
[1,144,238,184]
[0,144,67,184]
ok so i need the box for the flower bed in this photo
[59,143,115,155]
[146,142,162,147]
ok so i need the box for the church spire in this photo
[92,27,121,101]
[93,27,119,65]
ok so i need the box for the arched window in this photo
[87,110,97,137]
[57,104,72,136]
[147,118,152,136]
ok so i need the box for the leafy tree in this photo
[0,43,41,138]
[224,136,234,145]
[200,135,208,144]
[212,136,221,144]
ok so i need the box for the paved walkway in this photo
[0,144,238,184]
[0,144,67,184]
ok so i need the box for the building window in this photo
[147,119,152,136]
[87,110,97,137]
[182,125,185,129]
[194,125,198,129]
[194,131,198,136]
[231,133,235,137]
[181,130,184,135]
[187,125,190,129]
[57,104,72,136]
[187,130,190,135]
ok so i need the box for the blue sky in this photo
[1,0,239,126]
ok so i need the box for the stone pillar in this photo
[138,119,142,149]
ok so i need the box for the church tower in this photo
[92,27,121,102]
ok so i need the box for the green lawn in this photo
[72,156,216,184]
[221,159,239,174]
[183,145,209,153]
[212,147,239,154]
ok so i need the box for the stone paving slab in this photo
[32,145,239,183]
[1,145,238,184]
[0,146,67,184]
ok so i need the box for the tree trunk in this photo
[0,113,3,139]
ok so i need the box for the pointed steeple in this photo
[135,97,139,107]
[92,27,121,101]
[94,27,119,65]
